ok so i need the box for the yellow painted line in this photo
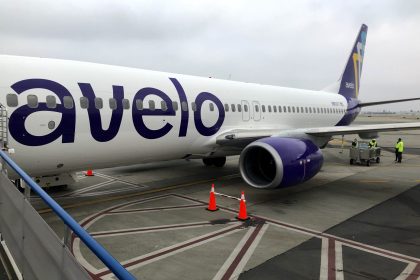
[415,180,420,182]
[359,180,388,183]
[37,173,241,214]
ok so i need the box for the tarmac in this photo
[28,114,420,280]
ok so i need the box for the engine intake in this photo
[239,137,323,189]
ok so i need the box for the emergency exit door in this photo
[241,100,250,121]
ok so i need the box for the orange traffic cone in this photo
[237,191,249,220]
[85,169,94,176]
[207,184,219,211]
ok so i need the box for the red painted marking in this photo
[110,204,201,214]
[96,224,243,278]
[328,238,336,280]
[90,220,237,237]
[406,263,420,280]
[174,194,420,265]
[221,222,264,280]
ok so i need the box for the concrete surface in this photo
[26,114,420,280]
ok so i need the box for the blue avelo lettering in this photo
[9,79,76,146]
[8,78,225,146]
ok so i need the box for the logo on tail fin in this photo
[338,24,368,100]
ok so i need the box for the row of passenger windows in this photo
[5,94,346,114]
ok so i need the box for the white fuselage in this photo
[0,55,347,177]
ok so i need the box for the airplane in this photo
[1,24,420,189]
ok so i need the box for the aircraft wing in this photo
[216,122,420,147]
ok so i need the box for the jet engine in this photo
[239,137,323,189]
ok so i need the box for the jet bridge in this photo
[0,149,135,279]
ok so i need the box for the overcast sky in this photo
[1,0,419,111]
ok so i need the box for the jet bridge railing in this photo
[0,149,136,280]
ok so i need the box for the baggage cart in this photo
[349,141,381,166]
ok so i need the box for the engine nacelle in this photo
[239,137,323,189]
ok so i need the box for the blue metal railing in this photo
[0,150,136,280]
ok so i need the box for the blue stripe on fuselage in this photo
[335,98,361,126]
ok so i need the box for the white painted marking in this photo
[229,223,269,280]
[72,238,100,274]
[335,241,344,280]
[337,241,418,264]
[319,237,329,280]
[95,223,242,275]
[109,204,202,214]
[394,263,418,280]
[95,172,148,188]
[212,226,255,280]
[65,180,115,196]
[91,220,228,238]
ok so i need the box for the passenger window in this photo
[209,103,214,111]
[46,95,57,109]
[80,97,89,109]
[296,107,299,113]
[309,107,312,113]
[301,107,304,113]
[94,98,103,109]
[292,106,295,113]
[224,104,229,112]
[161,100,167,111]
[288,106,291,113]
[191,102,197,112]
[63,97,73,109]
[255,105,259,112]
[262,105,266,113]
[6,94,18,107]
[27,95,38,108]
[305,107,308,113]
[63,96,74,109]
[136,99,143,110]
[273,106,277,113]
[237,104,241,112]
[244,105,248,112]
[48,120,55,130]
[149,100,155,111]
[122,99,130,110]
[278,106,282,113]
[231,104,236,112]
[268,105,272,113]
[181,101,188,111]
[109,98,117,110]
[172,101,178,111]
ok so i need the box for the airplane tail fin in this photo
[327,24,368,100]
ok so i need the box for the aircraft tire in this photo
[213,157,226,167]
[203,158,213,166]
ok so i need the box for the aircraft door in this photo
[252,101,261,121]
[241,100,250,121]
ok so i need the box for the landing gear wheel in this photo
[213,157,226,167]
[350,159,354,165]
[376,157,380,163]
[202,158,213,166]
[366,160,370,166]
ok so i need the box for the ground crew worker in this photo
[351,138,358,148]
[396,138,404,163]
[395,139,400,162]
[368,139,377,148]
